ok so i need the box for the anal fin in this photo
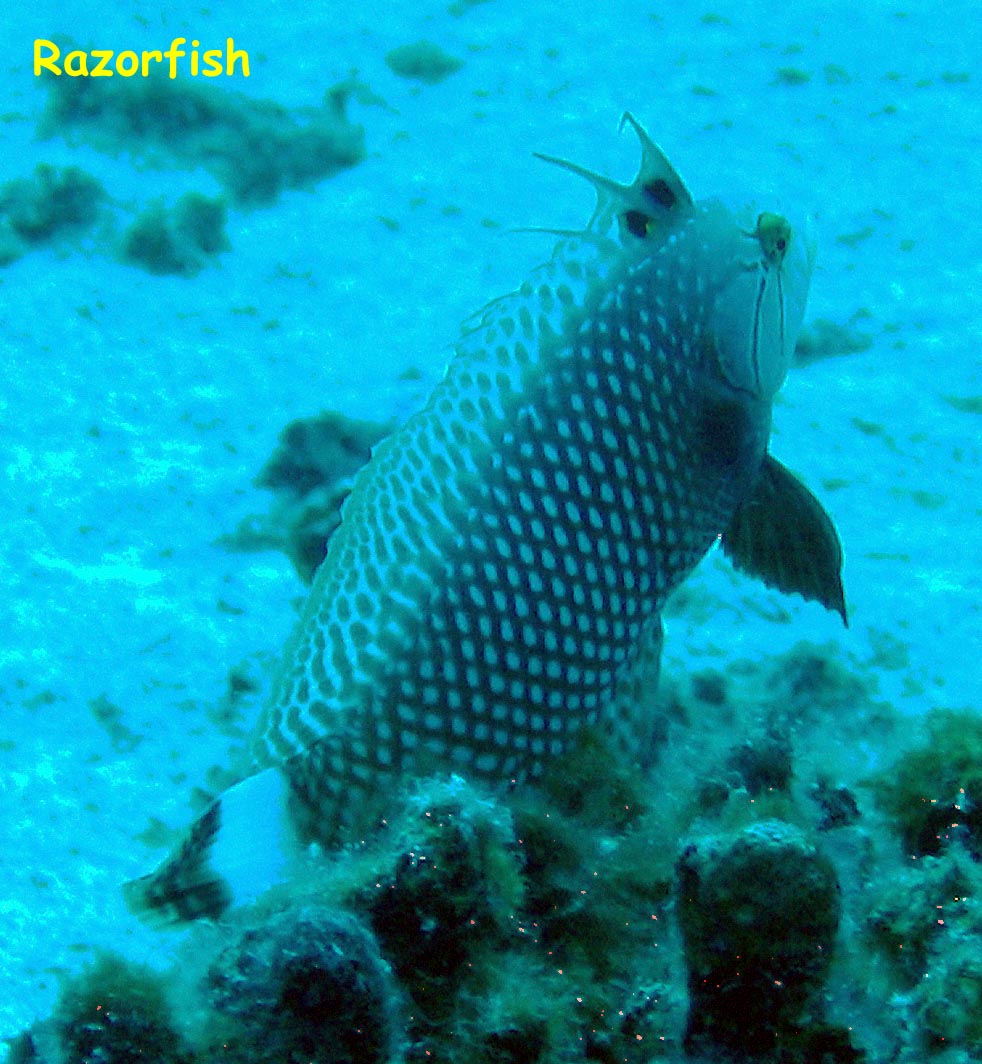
[721,454,847,625]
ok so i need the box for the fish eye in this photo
[753,212,792,266]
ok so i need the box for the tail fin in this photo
[123,767,298,927]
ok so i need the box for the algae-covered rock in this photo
[811,777,861,831]
[869,708,982,858]
[257,411,391,500]
[676,820,841,1056]
[915,929,982,1053]
[510,729,671,985]
[120,193,229,276]
[202,904,403,1063]
[385,40,464,84]
[46,951,193,1064]
[1,164,102,243]
[725,727,794,796]
[223,410,392,583]
[867,852,974,984]
[40,69,365,207]
[0,164,103,265]
[11,743,688,1063]
[793,317,873,365]
[352,776,523,1029]
[863,847,982,1058]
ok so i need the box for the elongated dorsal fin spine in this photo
[533,115,692,243]
[532,150,626,234]
[619,111,693,210]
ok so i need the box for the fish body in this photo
[126,118,845,925]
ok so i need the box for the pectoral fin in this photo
[721,454,847,625]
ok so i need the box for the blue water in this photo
[1,0,979,1055]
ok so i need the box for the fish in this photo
[124,115,846,926]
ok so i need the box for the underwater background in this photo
[1,0,980,1061]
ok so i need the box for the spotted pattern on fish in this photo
[125,116,843,925]
[270,212,759,802]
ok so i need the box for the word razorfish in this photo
[32,38,250,79]
[125,116,846,925]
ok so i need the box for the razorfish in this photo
[124,115,846,926]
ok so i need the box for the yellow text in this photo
[33,38,250,78]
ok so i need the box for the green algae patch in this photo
[869,709,982,859]
[0,164,104,265]
[793,317,873,365]
[89,693,143,752]
[942,393,982,415]
[220,409,393,584]
[837,225,875,248]
[890,487,946,511]
[385,40,464,84]
[39,71,365,207]
[862,848,982,1054]
[773,66,811,86]
[121,193,229,276]
[48,952,194,1064]
[867,853,975,982]
[448,0,493,14]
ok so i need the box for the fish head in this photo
[694,200,816,401]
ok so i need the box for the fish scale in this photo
[270,220,740,827]
[125,118,846,924]
[261,231,640,767]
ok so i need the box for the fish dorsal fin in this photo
[533,112,693,241]
[721,454,848,625]
[618,111,693,213]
